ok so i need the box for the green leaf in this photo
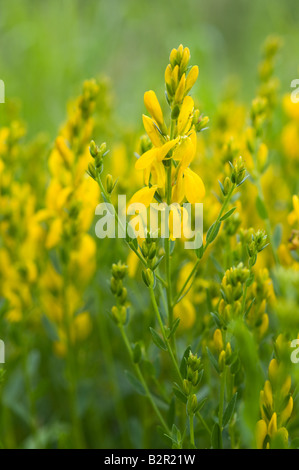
[211,423,221,449]
[167,318,180,339]
[256,196,268,220]
[180,345,191,378]
[206,221,221,244]
[222,392,238,427]
[218,180,225,196]
[206,347,220,374]
[124,370,146,396]
[195,396,207,413]
[132,343,142,364]
[167,397,176,427]
[41,315,59,342]
[273,224,282,249]
[172,385,187,404]
[149,327,167,351]
[220,207,236,221]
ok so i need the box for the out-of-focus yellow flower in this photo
[173,297,196,330]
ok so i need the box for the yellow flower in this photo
[173,297,196,330]
[268,412,277,437]
[144,90,164,129]
[213,329,223,352]
[173,167,205,204]
[142,115,164,147]
[177,96,194,134]
[280,396,293,425]
[256,419,267,449]
[185,66,199,93]
[129,185,158,208]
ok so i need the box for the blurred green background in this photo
[0,0,298,137]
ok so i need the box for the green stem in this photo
[218,367,227,449]
[119,325,170,435]
[149,285,212,437]
[189,414,196,448]
[165,163,174,329]
[149,286,181,382]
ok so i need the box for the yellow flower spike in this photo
[144,90,164,129]
[183,168,205,203]
[256,419,268,449]
[264,380,273,408]
[213,329,223,352]
[129,185,158,208]
[268,412,277,437]
[142,115,164,147]
[55,136,74,167]
[174,73,186,103]
[185,65,199,93]
[268,358,279,385]
[177,96,194,134]
[280,396,293,425]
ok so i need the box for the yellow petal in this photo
[144,90,164,128]
[268,412,277,437]
[280,396,293,425]
[172,169,185,204]
[129,185,157,208]
[172,137,195,170]
[156,137,179,161]
[135,148,158,170]
[185,65,199,92]
[177,96,194,134]
[142,115,164,147]
[264,380,273,408]
[183,168,205,203]
[151,161,165,188]
[256,420,268,449]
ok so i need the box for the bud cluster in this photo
[247,229,268,267]
[165,44,198,106]
[182,352,203,416]
[256,355,293,449]
[218,263,250,323]
[88,140,108,180]
[110,261,128,325]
